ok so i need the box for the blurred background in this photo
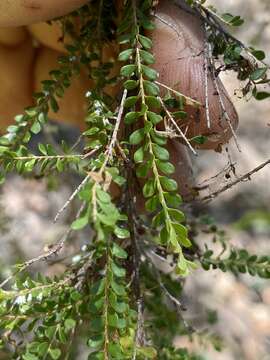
[0,0,269,359]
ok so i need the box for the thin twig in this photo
[0,203,86,289]
[132,299,145,360]
[208,54,242,152]
[106,89,127,161]
[155,80,201,108]
[54,174,91,223]
[91,89,127,221]
[153,13,183,39]
[13,154,87,161]
[70,134,84,152]
[197,161,236,186]
[204,27,211,129]
[116,140,129,164]
[201,158,270,202]
[158,96,198,155]
[143,249,193,333]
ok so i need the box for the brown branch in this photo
[158,96,198,155]
[0,203,86,289]
[201,158,270,202]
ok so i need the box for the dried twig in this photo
[155,80,201,108]
[143,249,193,333]
[13,153,95,161]
[204,26,211,129]
[209,56,242,152]
[106,89,127,161]
[91,89,127,221]
[54,174,91,223]
[197,161,236,186]
[158,96,198,155]
[201,158,270,202]
[0,202,86,289]
[153,13,183,39]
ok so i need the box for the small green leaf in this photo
[250,67,268,81]
[171,222,191,247]
[134,146,144,163]
[38,143,47,155]
[49,348,61,360]
[112,243,128,259]
[108,342,122,357]
[45,326,57,339]
[156,160,175,175]
[138,34,153,49]
[111,301,127,313]
[150,130,167,145]
[31,121,41,134]
[136,160,152,178]
[56,158,64,172]
[160,176,178,191]
[37,342,49,356]
[160,226,169,244]
[96,187,111,203]
[250,49,265,61]
[140,49,155,64]
[253,90,270,100]
[87,336,104,350]
[145,195,159,212]
[143,179,156,198]
[64,318,76,331]
[97,213,116,226]
[152,144,169,161]
[124,79,138,90]
[141,65,158,80]
[118,48,133,61]
[111,262,126,277]
[147,111,162,125]
[111,281,126,296]
[114,226,130,239]
[153,210,165,227]
[137,346,157,358]
[50,96,59,113]
[71,215,88,230]
[120,64,136,77]
[176,253,189,276]
[191,135,208,144]
[124,96,138,108]
[144,80,159,96]
[108,313,119,328]
[83,127,100,136]
[144,120,153,134]
[124,111,141,124]
[168,208,185,222]
[164,192,182,207]
[172,111,187,119]
[141,17,155,30]
[145,96,161,109]
[129,128,145,145]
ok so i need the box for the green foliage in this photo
[0,0,269,359]
[201,248,270,278]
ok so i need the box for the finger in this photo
[150,0,238,151]
[0,0,88,27]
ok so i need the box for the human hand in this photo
[0,0,88,27]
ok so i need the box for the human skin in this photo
[0,0,88,27]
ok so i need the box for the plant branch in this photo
[201,158,270,202]
[158,96,198,155]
